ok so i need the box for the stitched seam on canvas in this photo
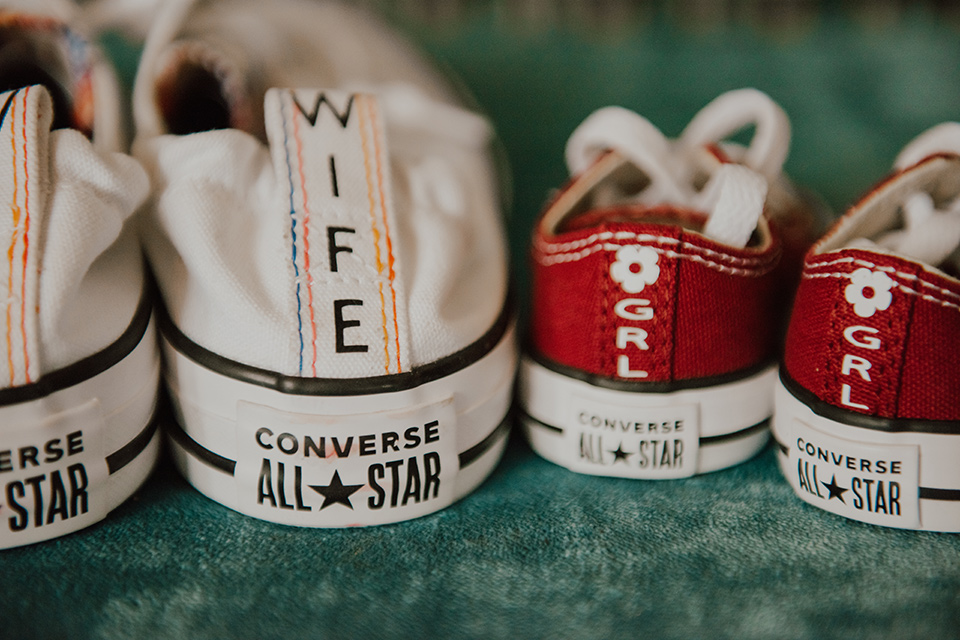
[291,103,318,376]
[536,242,774,276]
[893,268,917,418]
[5,93,19,385]
[807,256,960,303]
[669,230,681,382]
[368,96,401,374]
[535,231,768,266]
[281,97,305,374]
[19,87,30,383]
[358,96,391,375]
[803,272,960,311]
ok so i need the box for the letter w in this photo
[292,92,355,127]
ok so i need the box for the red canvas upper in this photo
[783,155,960,422]
[530,186,784,384]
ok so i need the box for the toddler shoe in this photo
[0,4,159,548]
[519,89,818,479]
[775,123,960,532]
[133,0,514,527]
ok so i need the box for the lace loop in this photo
[678,88,790,181]
[563,90,789,248]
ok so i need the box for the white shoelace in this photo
[849,122,960,269]
[565,88,791,248]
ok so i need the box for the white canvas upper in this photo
[0,3,159,549]
[0,9,149,387]
[133,0,509,378]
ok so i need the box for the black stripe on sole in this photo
[520,409,768,446]
[106,412,160,474]
[166,413,511,476]
[919,487,960,502]
[158,295,514,397]
[458,414,512,467]
[0,286,154,406]
[780,368,960,435]
[526,350,774,394]
[166,419,236,475]
[773,440,960,502]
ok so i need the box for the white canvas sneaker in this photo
[0,4,160,549]
[133,0,515,527]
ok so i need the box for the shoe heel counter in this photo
[530,231,674,381]
[532,222,781,383]
[894,270,960,421]
[785,249,954,420]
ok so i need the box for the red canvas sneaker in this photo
[519,89,818,479]
[775,123,960,532]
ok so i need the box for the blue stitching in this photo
[282,95,305,374]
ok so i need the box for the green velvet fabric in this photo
[4,4,960,638]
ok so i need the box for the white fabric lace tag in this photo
[264,88,409,378]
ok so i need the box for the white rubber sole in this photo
[773,375,960,532]
[0,316,160,549]
[519,356,775,479]
[162,324,517,527]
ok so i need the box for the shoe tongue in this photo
[850,192,960,268]
[575,153,767,249]
[844,123,960,269]
[894,122,960,170]
[564,102,771,249]
[697,163,768,248]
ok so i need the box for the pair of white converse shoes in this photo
[0,0,514,547]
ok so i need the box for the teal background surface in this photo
[4,3,960,638]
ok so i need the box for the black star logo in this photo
[609,443,633,464]
[309,470,363,510]
[822,475,848,503]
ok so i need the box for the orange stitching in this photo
[358,96,391,374]
[20,87,32,384]
[368,98,402,374]
[19,87,30,383]
[291,101,318,376]
[5,93,18,385]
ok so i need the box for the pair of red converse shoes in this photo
[519,94,960,532]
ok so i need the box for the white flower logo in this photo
[610,245,661,293]
[844,268,894,318]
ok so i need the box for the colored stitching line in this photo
[358,95,392,375]
[291,99,318,376]
[535,230,770,267]
[19,87,30,383]
[368,97,402,374]
[536,241,776,276]
[0,92,15,383]
[6,92,19,385]
[807,255,960,303]
[803,271,960,312]
[281,94,305,374]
